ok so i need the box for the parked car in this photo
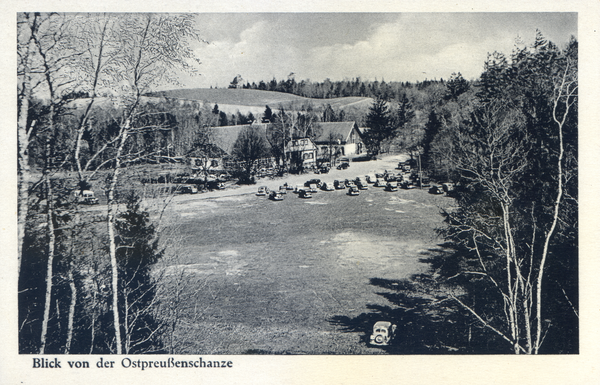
[419,177,431,188]
[334,180,346,189]
[429,185,444,195]
[370,321,396,346]
[179,185,198,194]
[320,182,335,191]
[374,179,386,188]
[401,181,417,189]
[298,189,312,199]
[278,185,288,194]
[308,183,319,193]
[304,178,321,188]
[318,166,330,174]
[268,191,284,201]
[383,173,395,182]
[336,162,350,170]
[283,182,294,190]
[256,186,269,196]
[344,179,355,188]
[442,182,455,193]
[74,190,99,205]
[365,174,377,184]
[293,184,305,193]
[346,185,360,196]
[384,182,398,192]
[355,180,369,190]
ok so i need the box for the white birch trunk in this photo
[40,138,56,354]
[107,126,130,355]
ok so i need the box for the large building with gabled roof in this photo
[313,121,365,158]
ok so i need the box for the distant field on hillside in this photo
[152,88,373,114]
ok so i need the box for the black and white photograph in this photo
[3,2,599,384]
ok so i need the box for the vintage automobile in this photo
[355,180,369,190]
[346,185,360,196]
[74,190,99,205]
[419,176,431,188]
[320,182,335,191]
[384,182,398,192]
[256,186,269,196]
[304,178,321,188]
[370,321,397,346]
[384,172,399,182]
[401,180,417,189]
[365,174,377,184]
[336,162,350,170]
[308,183,319,193]
[278,185,288,194]
[429,185,444,195]
[179,185,199,194]
[344,179,355,188]
[442,182,455,193]
[268,191,285,201]
[298,189,312,199]
[334,180,346,190]
[373,179,386,188]
[283,182,294,190]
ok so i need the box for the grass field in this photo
[156,156,456,354]
[152,88,374,115]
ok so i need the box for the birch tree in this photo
[439,34,577,354]
[18,12,202,354]
[86,13,200,354]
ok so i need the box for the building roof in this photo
[208,123,270,155]
[313,121,360,144]
[206,121,361,155]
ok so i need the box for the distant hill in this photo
[150,88,373,115]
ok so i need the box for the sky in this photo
[177,13,577,89]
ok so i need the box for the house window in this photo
[303,152,314,160]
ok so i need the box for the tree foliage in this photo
[231,126,271,183]
[363,97,394,156]
[436,33,578,354]
[18,12,203,355]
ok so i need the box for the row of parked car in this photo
[256,172,455,201]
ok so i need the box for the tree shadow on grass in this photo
[330,246,509,354]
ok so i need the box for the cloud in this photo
[182,13,576,89]
[193,20,304,87]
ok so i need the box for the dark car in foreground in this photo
[370,321,396,346]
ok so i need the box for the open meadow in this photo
[153,155,457,354]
